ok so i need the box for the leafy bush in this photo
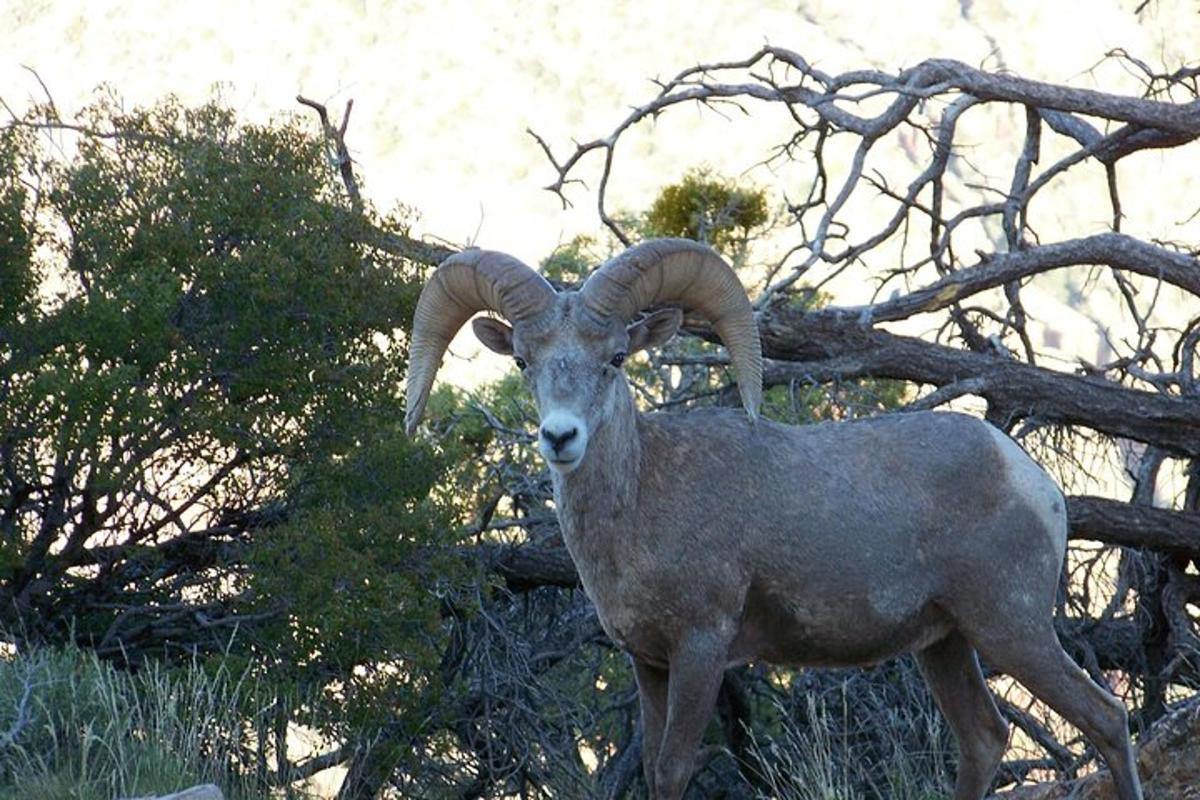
[643,169,769,258]
[0,91,467,797]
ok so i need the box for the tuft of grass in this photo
[746,680,954,800]
[0,643,270,800]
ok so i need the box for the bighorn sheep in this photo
[405,239,1143,800]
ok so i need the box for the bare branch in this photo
[833,233,1200,325]
[0,672,36,750]
[747,310,1200,458]
[297,94,362,211]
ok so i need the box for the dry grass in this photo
[746,674,953,800]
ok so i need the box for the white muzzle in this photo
[538,410,588,474]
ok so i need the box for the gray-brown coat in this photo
[405,240,1143,800]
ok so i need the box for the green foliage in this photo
[246,429,461,737]
[0,643,270,800]
[540,234,605,286]
[4,95,420,488]
[643,169,769,258]
[0,129,36,329]
[759,378,909,426]
[422,373,546,527]
[539,172,770,290]
[0,91,467,787]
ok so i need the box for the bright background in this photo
[7,0,1198,262]
[9,0,1196,391]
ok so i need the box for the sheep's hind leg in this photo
[972,623,1144,800]
[915,631,1009,800]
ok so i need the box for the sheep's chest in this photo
[592,579,676,668]
[571,543,717,668]
[555,476,739,666]
[558,528,670,665]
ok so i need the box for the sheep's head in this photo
[405,239,762,473]
[470,298,685,472]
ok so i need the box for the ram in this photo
[405,239,1143,800]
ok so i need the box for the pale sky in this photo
[7,0,1197,261]
[6,1,1197,387]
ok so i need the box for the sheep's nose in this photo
[541,425,578,454]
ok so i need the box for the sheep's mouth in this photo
[546,455,583,473]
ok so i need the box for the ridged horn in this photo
[581,238,762,420]
[405,249,555,434]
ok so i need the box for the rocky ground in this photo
[122,785,223,800]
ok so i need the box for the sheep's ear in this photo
[472,317,514,355]
[627,308,683,353]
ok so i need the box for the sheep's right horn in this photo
[581,238,762,420]
[405,249,554,434]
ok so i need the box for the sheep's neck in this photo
[553,388,640,560]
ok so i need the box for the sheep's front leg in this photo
[633,658,668,797]
[652,631,729,800]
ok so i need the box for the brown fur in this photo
[475,292,1142,800]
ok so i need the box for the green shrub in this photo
[643,169,769,258]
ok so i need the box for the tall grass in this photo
[747,697,951,800]
[0,644,270,800]
[745,666,954,800]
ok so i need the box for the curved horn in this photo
[405,249,554,434]
[581,238,762,420]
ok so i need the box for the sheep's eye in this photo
[514,356,528,371]
[610,352,626,368]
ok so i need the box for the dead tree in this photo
[518,48,1200,795]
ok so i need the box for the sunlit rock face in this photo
[124,784,225,800]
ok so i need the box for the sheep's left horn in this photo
[405,249,554,434]
[581,238,762,420]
